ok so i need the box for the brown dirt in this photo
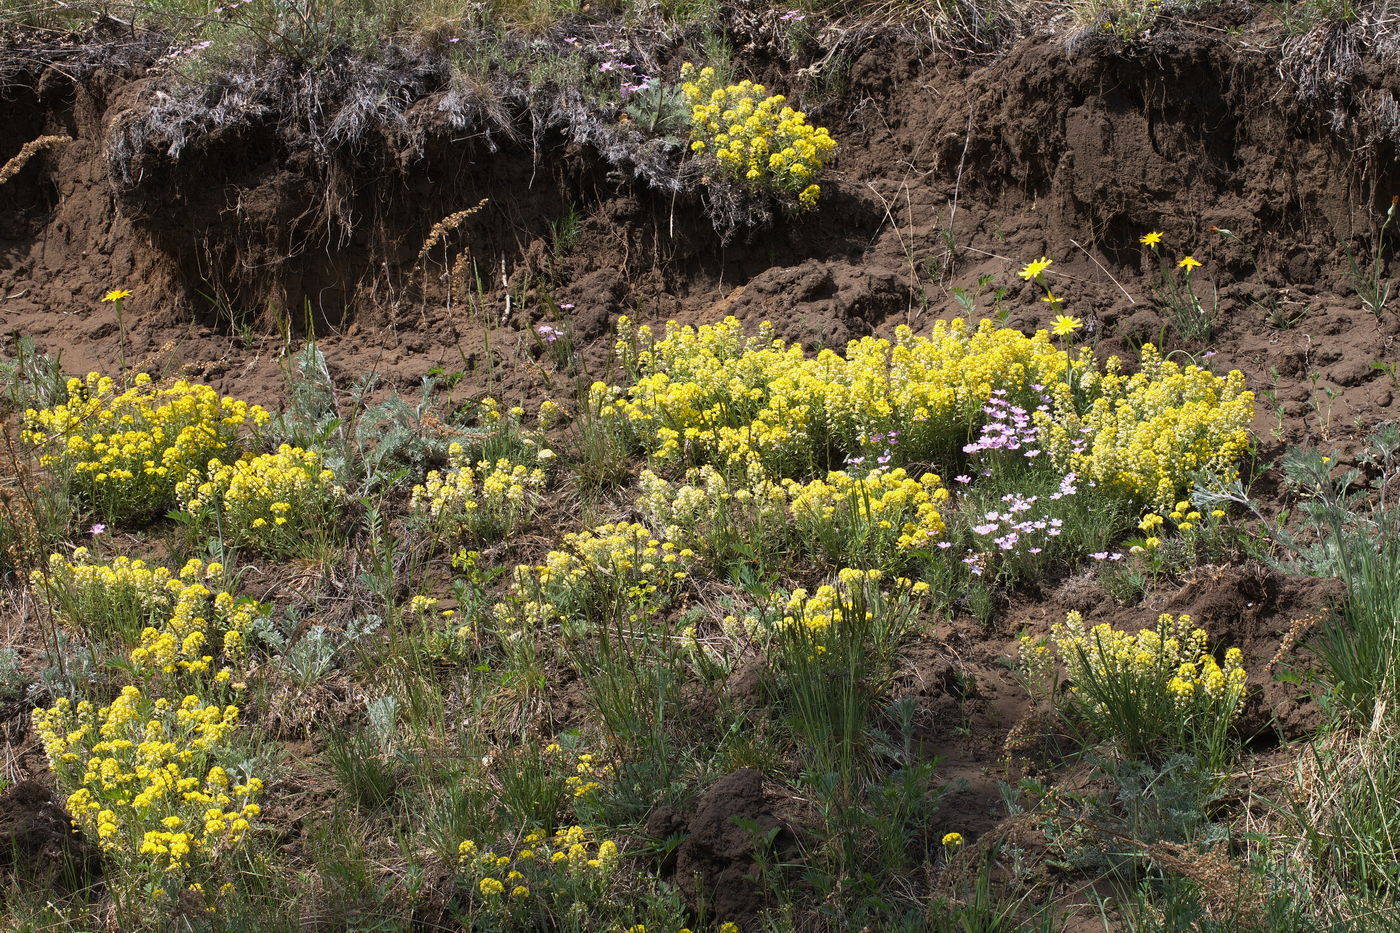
[650,767,795,925]
[0,779,101,895]
[3,17,1399,429]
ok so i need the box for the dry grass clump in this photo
[417,198,490,264]
[0,135,71,187]
[1141,840,1268,927]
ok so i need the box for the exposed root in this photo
[1280,5,1400,144]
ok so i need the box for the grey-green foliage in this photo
[362,694,399,753]
[248,607,383,687]
[1193,425,1400,577]
[622,79,690,143]
[271,342,489,495]
[1195,426,1400,718]
[25,629,102,704]
[0,647,25,699]
[270,343,345,458]
[1281,431,1399,716]
[348,376,491,493]
[0,335,67,413]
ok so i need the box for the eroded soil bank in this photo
[2,16,1398,427]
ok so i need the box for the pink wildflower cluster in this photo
[963,389,1047,458]
[571,40,655,97]
[846,430,899,473]
[162,40,213,61]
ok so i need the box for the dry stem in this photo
[0,134,71,187]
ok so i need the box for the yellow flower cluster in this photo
[34,550,178,644]
[1136,500,1214,541]
[1034,345,1254,510]
[614,315,1072,475]
[637,464,790,551]
[535,522,688,588]
[129,568,255,687]
[1166,648,1247,704]
[473,397,559,457]
[544,744,614,799]
[456,826,624,929]
[178,444,342,556]
[638,464,948,572]
[787,468,948,563]
[32,687,262,872]
[773,570,927,680]
[33,545,265,881]
[37,552,255,687]
[22,372,268,523]
[613,317,1252,517]
[410,444,547,541]
[781,568,888,634]
[635,463,791,574]
[680,63,834,208]
[407,592,479,660]
[505,522,692,631]
[1047,611,1247,766]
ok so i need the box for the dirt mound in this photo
[1166,566,1344,742]
[0,779,101,895]
[649,767,794,923]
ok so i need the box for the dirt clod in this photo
[671,768,792,924]
[0,780,101,895]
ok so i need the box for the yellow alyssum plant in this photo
[681,62,835,209]
[33,686,263,875]
[779,568,927,640]
[502,522,693,633]
[35,552,256,688]
[1031,611,1247,769]
[611,316,1252,515]
[1033,344,1253,510]
[455,825,651,931]
[787,467,949,568]
[410,445,547,541]
[639,463,949,575]
[613,316,1073,475]
[33,550,180,645]
[775,569,928,781]
[612,317,1042,475]
[637,464,791,568]
[562,750,611,800]
[178,444,342,556]
[22,372,268,524]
